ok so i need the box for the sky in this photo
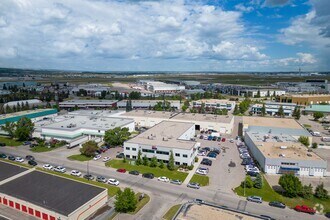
[0,0,329,72]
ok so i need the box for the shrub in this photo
[300,184,313,199]
[314,183,329,199]
[150,156,158,167]
[312,143,318,149]
[241,176,253,188]
[254,174,263,189]
[194,157,198,162]
[187,165,194,170]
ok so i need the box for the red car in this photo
[221,138,226,142]
[117,168,127,173]
[294,205,315,215]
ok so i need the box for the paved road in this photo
[0,146,327,220]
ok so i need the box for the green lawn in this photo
[190,174,209,186]
[30,144,63,153]
[0,136,23,146]
[106,159,188,182]
[36,168,119,197]
[234,175,330,213]
[163,204,182,220]
[68,154,93,161]
[303,124,312,128]
[129,193,150,214]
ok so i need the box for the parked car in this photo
[247,167,260,173]
[217,137,221,142]
[158,176,169,182]
[197,151,206,156]
[294,205,315,214]
[25,155,35,161]
[0,153,7,158]
[15,157,24,163]
[142,173,154,179]
[102,156,111,162]
[8,155,15,161]
[43,164,54,170]
[212,136,217,141]
[93,154,102,160]
[117,168,126,173]
[212,148,221,154]
[201,158,212,166]
[196,169,207,175]
[101,146,108,151]
[71,170,82,177]
[116,153,125,158]
[269,201,286,209]
[247,171,259,177]
[54,166,66,173]
[203,136,208,140]
[247,196,262,203]
[28,160,37,166]
[83,174,94,180]
[170,179,182,185]
[129,170,140,175]
[107,178,120,186]
[203,147,211,152]
[199,135,204,139]
[207,152,217,158]
[221,138,226,142]
[96,176,107,183]
[23,141,31,145]
[187,182,200,189]
[229,139,234,143]
[207,136,213,141]
[194,198,205,204]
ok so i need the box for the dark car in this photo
[201,158,212,166]
[83,174,94,180]
[217,137,221,142]
[8,155,15,161]
[241,158,254,165]
[25,155,35,161]
[142,173,154,179]
[199,135,204,139]
[95,149,102,154]
[28,160,38,166]
[269,201,286,209]
[212,148,221,154]
[117,168,127,173]
[0,153,7,158]
[23,141,31,145]
[116,153,125,158]
[212,136,217,141]
[203,147,211,152]
[325,212,330,218]
[0,142,6,147]
[207,152,217,158]
[129,170,140,175]
[247,171,259,177]
[207,136,212,140]
[96,176,107,183]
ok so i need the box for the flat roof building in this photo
[276,94,330,105]
[59,99,117,109]
[4,99,42,108]
[192,99,236,111]
[117,100,181,110]
[0,163,107,220]
[303,104,330,115]
[251,102,296,116]
[124,121,199,166]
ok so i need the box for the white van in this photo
[312,131,321,137]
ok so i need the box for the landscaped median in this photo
[36,167,120,197]
[234,175,330,213]
[106,159,188,182]
[190,174,209,186]
[67,154,93,161]
[163,204,182,220]
[0,136,23,146]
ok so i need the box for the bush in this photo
[194,157,198,163]
[300,184,313,199]
[241,176,253,188]
[254,174,263,189]
[298,136,310,147]
[312,142,318,149]
[142,155,149,166]
[159,160,165,169]
[187,165,194,170]
[279,174,302,198]
[150,156,158,167]
[114,188,137,213]
[314,183,329,199]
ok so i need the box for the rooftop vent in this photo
[280,146,287,149]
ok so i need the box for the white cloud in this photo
[235,4,254,13]
[263,0,290,7]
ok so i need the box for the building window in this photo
[156,150,169,155]
[132,156,136,159]
[183,154,188,158]
[175,162,180,165]
[132,148,137,151]
[126,155,130,158]
[142,149,155,153]
[183,163,188,166]
[281,162,296,165]
[175,153,180,157]
[126,147,130,150]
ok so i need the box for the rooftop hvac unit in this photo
[279,154,285,157]
[163,137,168,141]
[280,146,287,149]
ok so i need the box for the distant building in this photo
[59,100,117,109]
[117,100,181,110]
[303,104,330,116]
[240,89,286,97]
[276,94,330,105]
[139,80,185,94]
[71,84,110,96]
[182,81,201,86]
[4,99,42,108]
[192,99,236,111]
[251,102,296,116]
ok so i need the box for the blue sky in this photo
[0,0,329,72]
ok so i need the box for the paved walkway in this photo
[183,156,202,185]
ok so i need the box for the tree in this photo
[278,105,284,118]
[129,91,141,99]
[1,122,16,138]
[314,183,329,199]
[126,99,132,112]
[167,150,175,171]
[255,90,261,98]
[136,150,142,165]
[15,117,34,141]
[241,176,253,188]
[300,184,313,199]
[233,105,240,115]
[279,174,302,198]
[298,136,310,147]
[200,102,206,114]
[312,142,318,149]
[292,106,301,120]
[142,155,149,166]
[159,160,165,169]
[266,90,270,97]
[260,103,266,117]
[150,156,158,167]
[313,112,324,121]
[104,127,131,146]
[114,188,137,213]
[80,141,99,157]
[254,174,263,189]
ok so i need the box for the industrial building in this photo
[240,89,286,97]
[118,110,235,134]
[71,84,111,96]
[251,102,297,116]
[116,100,181,110]
[303,104,330,116]
[0,161,108,220]
[33,110,134,147]
[59,99,117,109]
[276,94,330,105]
[242,117,327,177]
[192,99,236,111]
[124,121,199,166]
[139,80,185,94]
[4,99,42,108]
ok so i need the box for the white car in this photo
[196,169,207,175]
[102,156,111,162]
[43,164,53,170]
[229,139,234,143]
[54,166,66,173]
[197,151,206,156]
[93,155,102,160]
[70,170,82,177]
[247,167,260,173]
[157,176,169,182]
[107,178,120,186]
[15,157,24,163]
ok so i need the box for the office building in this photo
[192,99,236,111]
[251,102,296,116]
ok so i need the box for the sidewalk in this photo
[183,156,202,185]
